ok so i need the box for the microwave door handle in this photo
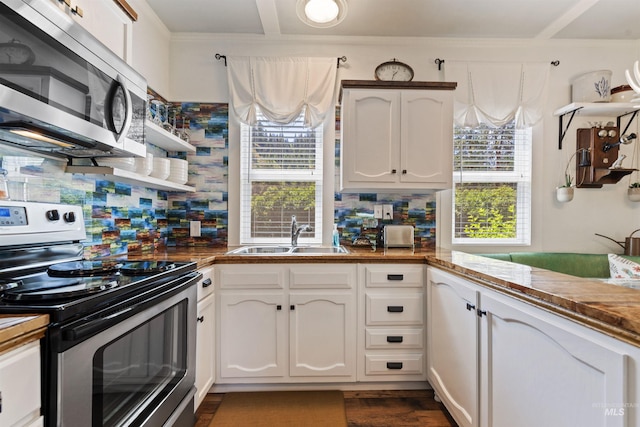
[105,74,133,144]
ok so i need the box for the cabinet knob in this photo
[197,316,204,323]
[402,169,407,174]
[391,169,397,174]
[290,305,295,310]
[72,5,83,17]
[477,309,487,317]
[277,305,282,311]
[466,303,476,311]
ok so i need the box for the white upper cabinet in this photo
[49,0,133,62]
[340,81,456,192]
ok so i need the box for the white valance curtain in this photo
[444,61,550,129]
[227,56,337,128]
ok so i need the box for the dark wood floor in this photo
[195,389,458,427]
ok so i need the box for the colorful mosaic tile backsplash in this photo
[0,102,436,256]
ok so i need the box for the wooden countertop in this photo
[428,249,640,347]
[0,314,48,355]
[114,246,640,346]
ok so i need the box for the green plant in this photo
[560,173,573,188]
[630,182,640,189]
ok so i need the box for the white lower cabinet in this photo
[195,266,215,410]
[0,340,43,427]
[427,267,638,427]
[216,264,356,383]
[358,264,426,382]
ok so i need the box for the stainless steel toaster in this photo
[383,225,414,248]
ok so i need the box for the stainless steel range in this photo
[0,201,200,427]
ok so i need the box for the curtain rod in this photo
[214,54,347,68]
[434,58,560,71]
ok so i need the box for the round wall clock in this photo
[0,39,36,65]
[374,59,414,82]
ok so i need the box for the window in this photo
[452,122,531,245]
[240,110,323,244]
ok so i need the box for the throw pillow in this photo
[608,253,640,279]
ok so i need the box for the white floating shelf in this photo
[553,102,640,117]
[144,121,196,152]
[66,165,195,192]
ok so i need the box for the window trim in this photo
[451,125,532,246]
[235,111,331,246]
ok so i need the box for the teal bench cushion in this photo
[480,252,640,278]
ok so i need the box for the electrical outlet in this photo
[373,205,383,219]
[190,220,201,237]
[383,204,393,220]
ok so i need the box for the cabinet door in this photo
[480,291,627,427]
[341,89,400,187]
[218,293,286,379]
[400,90,453,187]
[0,341,41,427]
[289,292,356,379]
[195,293,215,410]
[427,268,480,427]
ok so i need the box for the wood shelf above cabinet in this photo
[339,80,457,103]
[66,166,195,192]
[144,121,196,153]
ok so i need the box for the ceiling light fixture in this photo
[296,0,347,28]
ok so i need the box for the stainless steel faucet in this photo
[291,215,311,246]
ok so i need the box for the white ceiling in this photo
[144,0,640,40]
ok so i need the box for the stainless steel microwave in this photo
[0,0,147,158]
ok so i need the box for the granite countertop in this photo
[114,246,640,347]
[0,314,49,355]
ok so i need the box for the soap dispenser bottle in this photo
[332,224,340,247]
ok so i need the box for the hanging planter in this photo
[629,184,640,202]
[556,171,574,203]
[556,186,574,203]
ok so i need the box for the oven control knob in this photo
[63,211,76,223]
[46,209,60,221]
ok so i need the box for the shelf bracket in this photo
[616,109,640,136]
[558,107,582,150]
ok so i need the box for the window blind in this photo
[452,123,531,245]
[240,110,323,244]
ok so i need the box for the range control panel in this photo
[0,201,86,247]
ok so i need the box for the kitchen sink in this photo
[226,245,349,255]
[225,246,293,255]
[290,246,349,254]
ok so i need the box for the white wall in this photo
[154,30,640,253]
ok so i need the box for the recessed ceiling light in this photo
[296,0,347,28]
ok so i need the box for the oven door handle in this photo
[62,305,135,342]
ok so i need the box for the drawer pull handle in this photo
[387,274,404,281]
[387,362,403,370]
[202,278,212,288]
[386,336,403,343]
[387,306,404,313]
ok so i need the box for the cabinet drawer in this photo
[365,353,424,375]
[218,265,285,289]
[366,293,424,325]
[197,265,215,300]
[365,328,424,349]
[0,341,41,427]
[290,265,356,289]
[364,265,424,288]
